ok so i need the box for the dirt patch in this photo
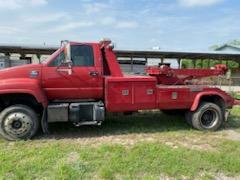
[196,172,240,180]
[35,132,221,152]
[135,173,175,180]
[66,133,158,147]
[66,152,79,164]
[163,135,218,151]
[213,173,240,180]
[224,130,240,141]
[178,141,215,151]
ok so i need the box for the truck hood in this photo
[0,64,43,80]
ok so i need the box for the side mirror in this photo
[57,41,73,75]
[63,41,72,64]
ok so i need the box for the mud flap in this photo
[225,110,230,121]
[41,108,49,134]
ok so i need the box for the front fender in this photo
[0,78,48,107]
[190,91,227,111]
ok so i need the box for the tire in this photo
[0,105,39,141]
[187,102,223,131]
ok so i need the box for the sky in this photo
[0,0,239,51]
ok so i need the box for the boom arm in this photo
[146,64,228,85]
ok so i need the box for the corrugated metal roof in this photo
[115,49,240,60]
[0,44,58,55]
[0,43,240,61]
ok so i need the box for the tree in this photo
[182,40,240,69]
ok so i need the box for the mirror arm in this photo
[56,40,73,75]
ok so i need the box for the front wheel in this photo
[186,102,223,131]
[0,105,39,141]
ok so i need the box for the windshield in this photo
[41,48,63,64]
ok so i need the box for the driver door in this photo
[42,44,103,100]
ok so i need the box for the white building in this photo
[216,44,240,53]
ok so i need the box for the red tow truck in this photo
[0,40,236,140]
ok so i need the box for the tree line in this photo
[182,40,240,69]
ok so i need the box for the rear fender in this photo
[190,91,225,111]
[0,78,48,107]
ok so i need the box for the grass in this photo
[1,108,240,179]
[232,92,240,100]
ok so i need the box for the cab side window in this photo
[48,51,65,67]
[71,45,94,66]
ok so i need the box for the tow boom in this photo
[145,64,228,85]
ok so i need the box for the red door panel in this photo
[42,43,103,101]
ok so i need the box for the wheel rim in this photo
[3,112,33,137]
[200,109,218,129]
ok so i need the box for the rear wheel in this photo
[0,105,39,141]
[186,102,223,131]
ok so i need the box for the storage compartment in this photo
[47,102,104,123]
[48,103,69,122]
[105,76,157,112]
[157,86,193,110]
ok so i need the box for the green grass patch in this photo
[0,108,240,179]
[1,140,240,179]
[232,92,240,100]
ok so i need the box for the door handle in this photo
[57,68,73,75]
[89,71,99,77]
